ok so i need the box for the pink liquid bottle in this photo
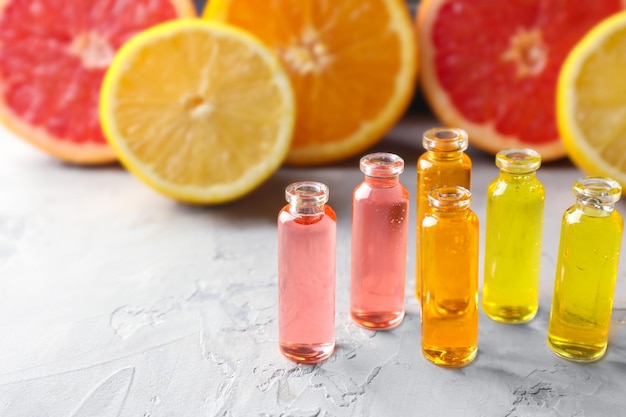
[350,152,409,329]
[277,181,337,363]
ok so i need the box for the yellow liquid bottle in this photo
[483,148,545,323]
[421,186,479,368]
[547,177,623,362]
[416,127,472,302]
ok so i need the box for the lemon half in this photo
[557,10,626,193]
[100,19,295,204]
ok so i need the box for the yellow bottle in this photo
[421,186,479,368]
[483,148,545,323]
[416,127,472,302]
[547,177,623,362]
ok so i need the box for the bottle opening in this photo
[573,177,621,208]
[496,148,541,173]
[423,127,468,152]
[285,181,329,215]
[360,152,404,177]
[428,185,472,210]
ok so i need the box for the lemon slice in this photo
[557,10,626,192]
[100,19,295,204]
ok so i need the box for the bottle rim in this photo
[285,181,329,209]
[428,185,472,210]
[573,176,621,206]
[496,148,541,173]
[423,127,468,152]
[360,152,404,177]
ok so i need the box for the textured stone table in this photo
[1,113,625,416]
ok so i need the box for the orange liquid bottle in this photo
[420,186,479,368]
[350,152,409,329]
[416,128,472,302]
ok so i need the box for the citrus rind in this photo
[557,10,626,193]
[0,109,117,164]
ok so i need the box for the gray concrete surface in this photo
[1,113,625,416]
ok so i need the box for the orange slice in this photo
[557,11,626,192]
[99,19,295,204]
[417,0,625,161]
[0,0,195,164]
[204,0,417,166]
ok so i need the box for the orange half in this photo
[204,0,417,166]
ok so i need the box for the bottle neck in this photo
[426,149,465,161]
[290,202,325,217]
[430,206,471,218]
[364,175,400,187]
[575,198,616,217]
[500,170,537,181]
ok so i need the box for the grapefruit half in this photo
[417,0,625,161]
[0,0,195,164]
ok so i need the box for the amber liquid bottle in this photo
[420,186,479,367]
[416,127,472,302]
[547,177,623,362]
[351,152,409,329]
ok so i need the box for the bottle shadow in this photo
[172,134,425,226]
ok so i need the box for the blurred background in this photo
[193,0,420,13]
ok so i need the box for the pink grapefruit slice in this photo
[417,0,626,161]
[0,0,196,164]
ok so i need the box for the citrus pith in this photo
[557,10,626,193]
[100,19,295,204]
[203,0,417,166]
[0,0,195,164]
[417,0,625,161]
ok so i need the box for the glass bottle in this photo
[350,152,409,329]
[483,148,545,323]
[277,181,337,363]
[547,177,623,362]
[416,127,472,302]
[420,186,479,368]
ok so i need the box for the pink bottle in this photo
[350,152,409,329]
[278,181,336,363]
